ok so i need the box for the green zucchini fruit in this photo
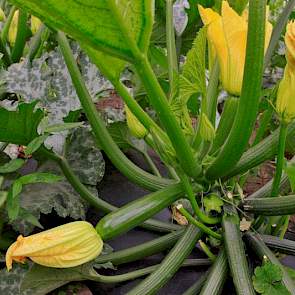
[243,195,295,215]
[222,204,255,295]
[262,234,295,256]
[244,232,295,294]
[127,225,202,295]
[199,248,228,295]
[96,183,183,240]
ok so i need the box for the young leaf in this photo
[0,158,25,173]
[180,26,207,101]
[25,134,49,156]
[7,173,63,221]
[253,261,291,295]
[0,101,44,145]
[10,0,154,61]
[203,194,224,214]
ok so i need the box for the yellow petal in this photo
[6,221,103,270]
[221,1,247,95]
[276,21,295,122]
[8,10,19,46]
[198,5,220,26]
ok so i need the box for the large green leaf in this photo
[0,101,44,145]
[0,264,32,295]
[10,0,154,61]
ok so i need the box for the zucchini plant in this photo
[1,0,295,294]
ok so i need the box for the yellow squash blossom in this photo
[198,1,272,96]
[276,21,295,123]
[31,15,42,35]
[6,221,103,271]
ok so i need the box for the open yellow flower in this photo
[6,221,103,271]
[198,1,272,96]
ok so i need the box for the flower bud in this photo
[0,8,6,22]
[6,221,103,270]
[276,21,295,123]
[31,15,42,35]
[8,10,19,46]
[125,105,148,139]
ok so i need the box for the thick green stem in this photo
[95,230,186,265]
[199,240,217,261]
[252,107,274,146]
[127,225,202,295]
[11,10,28,63]
[206,60,220,124]
[134,55,201,179]
[106,0,201,179]
[40,147,180,233]
[224,121,295,179]
[206,0,267,180]
[57,32,174,191]
[177,204,222,240]
[271,122,288,197]
[166,0,178,93]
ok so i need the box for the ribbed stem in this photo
[225,121,295,179]
[206,0,267,180]
[56,31,174,191]
[41,147,180,233]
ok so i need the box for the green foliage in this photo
[24,135,49,156]
[0,264,32,295]
[203,194,224,214]
[0,101,44,145]
[180,26,207,100]
[10,0,154,61]
[0,159,25,174]
[253,261,291,295]
[7,172,63,220]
